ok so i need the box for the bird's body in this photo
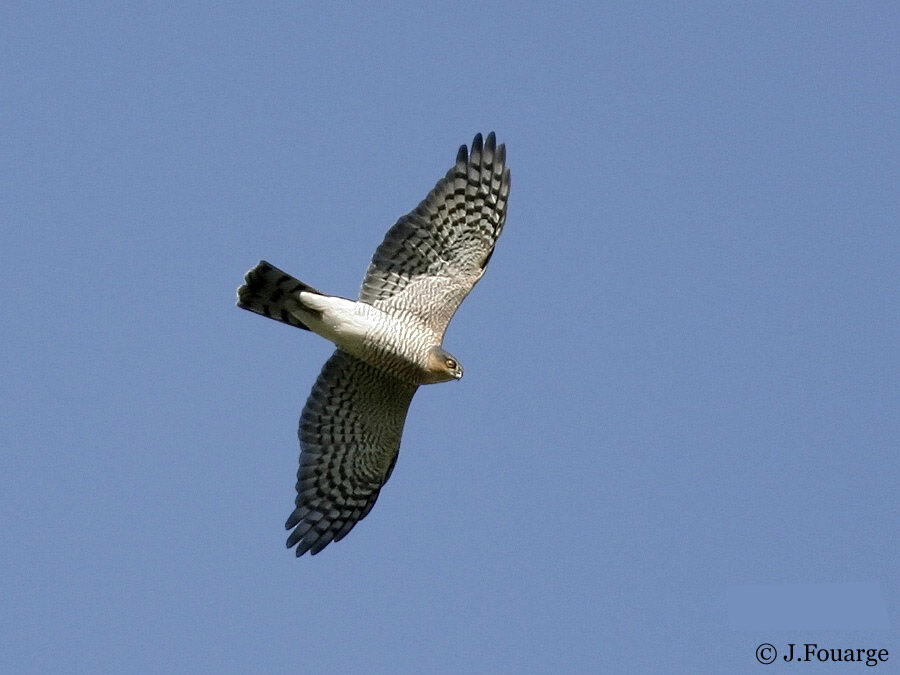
[241,271,447,384]
[293,291,426,380]
[237,132,510,555]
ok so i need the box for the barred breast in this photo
[359,307,436,385]
[297,292,436,384]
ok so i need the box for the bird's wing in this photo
[358,132,510,338]
[285,349,417,556]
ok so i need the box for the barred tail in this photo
[236,260,322,330]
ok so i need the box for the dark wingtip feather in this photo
[285,524,303,547]
[309,534,334,555]
[471,132,483,155]
[456,144,468,164]
[483,132,496,163]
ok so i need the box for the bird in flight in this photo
[237,133,510,556]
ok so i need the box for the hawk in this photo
[237,132,510,556]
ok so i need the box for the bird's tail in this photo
[236,261,323,330]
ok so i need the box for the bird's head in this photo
[424,346,463,384]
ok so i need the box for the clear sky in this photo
[2,3,897,672]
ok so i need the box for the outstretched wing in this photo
[358,132,510,337]
[285,349,417,556]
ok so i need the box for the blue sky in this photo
[2,3,897,672]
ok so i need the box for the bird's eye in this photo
[446,359,456,370]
